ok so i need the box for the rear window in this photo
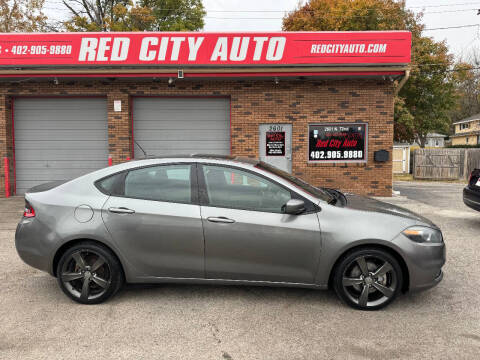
[96,172,125,196]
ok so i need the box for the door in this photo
[132,97,230,158]
[199,164,321,284]
[13,98,108,194]
[259,124,292,173]
[101,163,205,278]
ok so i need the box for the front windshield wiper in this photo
[328,197,337,205]
[323,188,340,205]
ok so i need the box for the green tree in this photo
[140,0,206,31]
[283,0,456,147]
[400,36,455,146]
[63,0,205,32]
[394,96,414,142]
[0,0,47,32]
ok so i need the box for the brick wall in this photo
[0,78,394,197]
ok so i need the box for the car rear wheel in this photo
[333,248,403,310]
[57,242,123,304]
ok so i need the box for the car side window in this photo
[202,165,291,213]
[96,172,125,196]
[124,164,192,203]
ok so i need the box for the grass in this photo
[393,173,468,184]
[393,174,414,181]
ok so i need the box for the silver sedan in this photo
[15,155,445,310]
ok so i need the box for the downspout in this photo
[395,69,411,95]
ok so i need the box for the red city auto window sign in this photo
[308,124,367,162]
[266,131,286,156]
[0,31,411,66]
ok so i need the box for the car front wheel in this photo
[57,242,124,304]
[333,247,403,310]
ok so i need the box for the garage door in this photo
[133,98,230,157]
[14,98,108,194]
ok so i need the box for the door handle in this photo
[207,216,235,224]
[108,207,135,214]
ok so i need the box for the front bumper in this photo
[392,233,446,292]
[463,186,480,212]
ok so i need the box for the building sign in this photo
[0,31,411,66]
[308,123,367,162]
[266,131,286,156]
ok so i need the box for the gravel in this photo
[0,182,479,359]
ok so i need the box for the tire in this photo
[56,241,124,304]
[333,247,403,311]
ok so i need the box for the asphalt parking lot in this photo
[1,182,479,359]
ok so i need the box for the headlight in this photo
[402,226,443,243]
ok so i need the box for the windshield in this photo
[256,161,335,203]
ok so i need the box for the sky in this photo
[42,0,480,61]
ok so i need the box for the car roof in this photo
[135,154,260,166]
[46,154,324,206]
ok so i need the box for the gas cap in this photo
[74,205,94,223]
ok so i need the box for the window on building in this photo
[460,123,471,130]
[466,137,469,144]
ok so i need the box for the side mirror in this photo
[283,199,306,215]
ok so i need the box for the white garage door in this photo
[133,98,230,158]
[14,98,108,194]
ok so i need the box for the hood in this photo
[344,193,438,228]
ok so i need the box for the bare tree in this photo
[451,48,480,124]
[0,0,47,32]
[62,0,205,32]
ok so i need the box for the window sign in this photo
[114,100,122,112]
[266,131,286,156]
[308,123,367,162]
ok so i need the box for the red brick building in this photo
[0,31,411,197]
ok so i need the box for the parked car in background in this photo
[15,156,445,310]
[464,169,480,211]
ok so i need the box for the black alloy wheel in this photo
[57,242,123,304]
[333,248,403,310]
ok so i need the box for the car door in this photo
[198,164,322,284]
[101,163,205,279]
